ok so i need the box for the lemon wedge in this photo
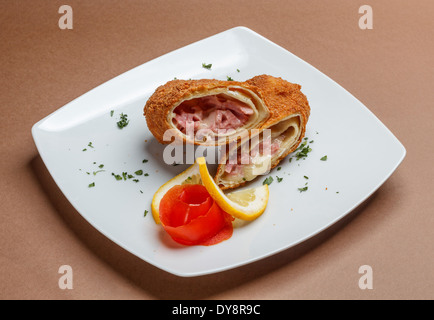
[151,163,201,224]
[197,157,269,221]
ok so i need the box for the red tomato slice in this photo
[200,211,234,246]
[159,184,233,246]
[175,184,213,225]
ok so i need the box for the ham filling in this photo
[224,136,283,176]
[173,95,254,137]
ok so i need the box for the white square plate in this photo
[32,27,406,277]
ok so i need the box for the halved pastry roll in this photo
[144,79,270,146]
[215,75,311,190]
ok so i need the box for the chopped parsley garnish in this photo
[320,155,328,161]
[142,159,148,163]
[88,182,95,188]
[263,176,274,185]
[88,142,94,148]
[202,63,212,69]
[277,167,282,171]
[144,210,148,217]
[117,113,129,129]
[135,170,143,176]
[98,164,104,169]
[304,176,309,179]
[294,141,312,160]
[112,173,122,181]
[237,69,240,73]
[133,179,139,183]
[82,148,87,152]
[144,173,149,177]
[122,172,128,180]
[226,76,234,81]
[276,176,283,183]
[110,110,114,117]
[298,186,308,192]
[93,170,105,176]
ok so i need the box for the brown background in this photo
[1,0,433,300]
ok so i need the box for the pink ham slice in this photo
[173,95,253,135]
[224,137,283,175]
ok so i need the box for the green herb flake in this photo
[140,190,143,194]
[263,176,274,185]
[237,69,240,73]
[117,113,129,129]
[135,170,143,176]
[226,76,234,81]
[276,176,283,183]
[202,63,212,70]
[110,110,114,117]
[88,182,95,188]
[98,164,104,169]
[144,173,149,177]
[298,186,308,192]
[112,173,122,181]
[142,159,148,163]
[93,170,105,176]
[122,172,128,180]
[88,142,94,148]
[277,167,282,171]
[320,155,328,161]
[304,175,309,179]
[294,141,313,161]
[133,179,139,183]
[82,148,87,152]
[144,210,148,217]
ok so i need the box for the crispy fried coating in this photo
[247,75,310,130]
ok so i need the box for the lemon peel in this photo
[197,157,269,221]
